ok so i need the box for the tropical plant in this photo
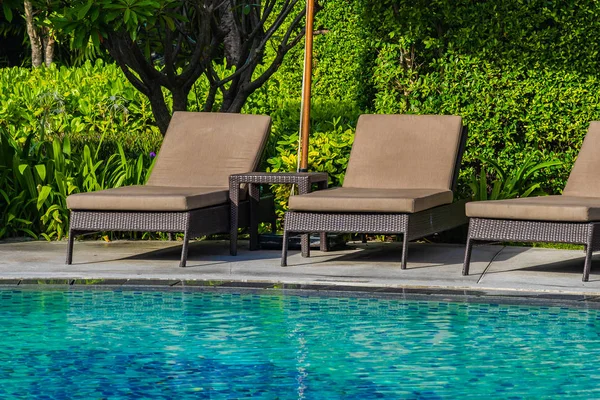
[469,152,562,201]
[0,127,156,240]
[266,112,356,221]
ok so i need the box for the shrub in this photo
[265,102,358,220]
[0,127,155,239]
[365,0,600,196]
[469,152,563,201]
[0,60,162,157]
[5,0,600,241]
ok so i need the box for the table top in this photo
[230,171,328,183]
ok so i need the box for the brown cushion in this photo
[466,195,600,222]
[67,186,241,211]
[343,114,463,190]
[147,112,271,188]
[563,121,600,197]
[288,187,453,213]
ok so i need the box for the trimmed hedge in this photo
[365,0,600,195]
[4,0,600,238]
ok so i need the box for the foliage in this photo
[270,0,371,106]
[0,62,158,240]
[469,152,562,201]
[0,127,155,240]
[266,104,357,219]
[0,60,162,156]
[0,59,361,238]
[52,0,309,134]
[4,0,600,242]
[363,0,600,196]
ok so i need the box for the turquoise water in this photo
[1,290,600,399]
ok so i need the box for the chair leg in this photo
[168,233,174,241]
[66,229,75,265]
[361,234,367,244]
[180,230,190,268]
[249,184,260,251]
[281,230,289,267]
[463,237,474,276]
[230,225,238,256]
[320,232,328,252]
[401,232,409,270]
[583,244,593,282]
[301,233,310,258]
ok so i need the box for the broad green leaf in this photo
[63,137,71,156]
[35,164,46,181]
[2,4,13,22]
[479,170,487,201]
[18,228,37,239]
[78,0,94,19]
[0,189,10,204]
[37,185,52,210]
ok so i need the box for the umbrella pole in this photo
[298,0,315,173]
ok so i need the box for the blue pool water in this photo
[1,290,600,399]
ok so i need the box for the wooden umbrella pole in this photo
[299,0,315,172]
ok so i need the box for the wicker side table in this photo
[229,172,328,256]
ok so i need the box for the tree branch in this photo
[214,0,302,88]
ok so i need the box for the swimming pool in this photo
[1,289,599,399]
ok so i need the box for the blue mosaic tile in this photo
[0,289,599,398]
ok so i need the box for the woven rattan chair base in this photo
[281,201,467,268]
[463,217,600,282]
[67,202,250,268]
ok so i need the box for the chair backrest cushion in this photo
[147,112,271,188]
[342,114,463,190]
[563,121,600,197]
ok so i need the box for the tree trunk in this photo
[24,0,43,68]
[221,5,241,67]
[172,89,188,114]
[43,31,55,67]
[148,86,173,136]
[221,89,250,113]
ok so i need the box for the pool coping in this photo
[4,278,600,309]
[5,239,600,308]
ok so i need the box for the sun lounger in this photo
[281,114,468,267]
[66,112,271,267]
[463,122,600,281]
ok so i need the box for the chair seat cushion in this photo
[67,186,236,212]
[466,195,600,222]
[287,187,453,213]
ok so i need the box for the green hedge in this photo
[4,0,600,239]
[365,0,600,195]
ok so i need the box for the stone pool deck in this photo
[2,239,600,301]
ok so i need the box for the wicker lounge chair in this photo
[66,111,271,267]
[463,122,600,282]
[281,114,468,267]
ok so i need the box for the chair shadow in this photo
[287,242,467,269]
[123,240,282,265]
[70,240,282,267]
[474,245,600,281]
[489,252,595,275]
